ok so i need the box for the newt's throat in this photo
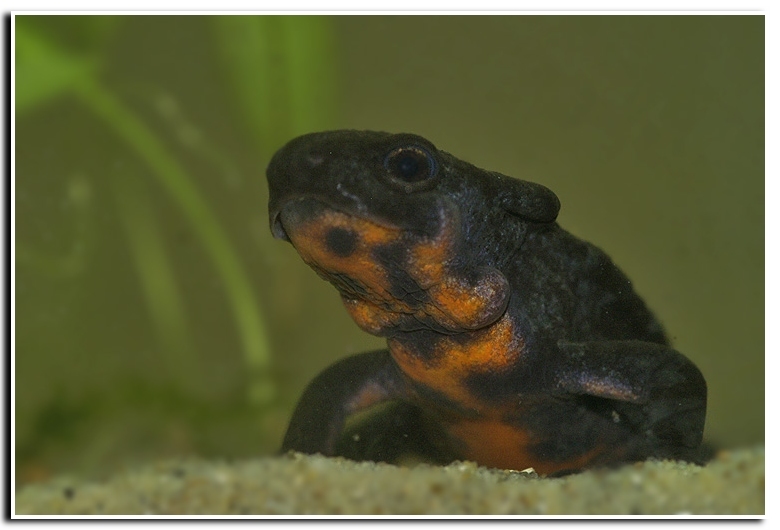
[280,199,511,336]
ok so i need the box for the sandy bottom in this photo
[15,446,763,516]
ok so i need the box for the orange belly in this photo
[445,418,606,475]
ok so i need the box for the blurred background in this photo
[14,15,764,486]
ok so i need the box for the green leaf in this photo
[212,16,284,155]
[279,16,337,136]
[72,79,275,405]
[14,18,96,115]
[211,15,338,156]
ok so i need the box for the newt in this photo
[266,130,707,475]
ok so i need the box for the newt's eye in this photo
[384,146,437,186]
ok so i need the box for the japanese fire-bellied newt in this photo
[266,130,707,475]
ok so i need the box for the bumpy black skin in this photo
[267,130,707,474]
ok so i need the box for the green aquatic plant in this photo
[212,16,337,153]
[15,15,337,406]
[73,77,275,403]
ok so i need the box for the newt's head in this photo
[266,130,560,336]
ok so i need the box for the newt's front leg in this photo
[281,349,409,457]
[555,340,707,460]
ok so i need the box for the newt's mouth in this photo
[270,196,404,245]
[275,197,405,262]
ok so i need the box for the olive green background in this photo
[14,15,764,485]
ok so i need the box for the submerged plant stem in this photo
[110,171,195,390]
[73,78,274,405]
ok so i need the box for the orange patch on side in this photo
[444,419,607,475]
[409,225,452,288]
[389,314,524,407]
[427,271,509,330]
[405,222,508,331]
[430,278,486,323]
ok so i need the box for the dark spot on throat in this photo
[326,227,358,257]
